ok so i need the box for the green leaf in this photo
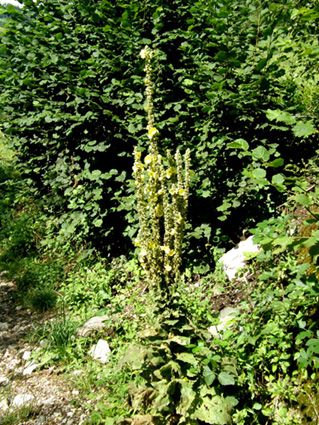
[253,403,263,410]
[218,372,235,386]
[268,158,284,168]
[294,194,313,206]
[252,168,267,179]
[228,139,249,151]
[203,365,216,386]
[271,174,285,185]
[93,218,103,227]
[176,352,198,364]
[292,121,316,138]
[266,109,296,125]
[252,146,270,162]
[193,395,232,424]
[169,335,191,346]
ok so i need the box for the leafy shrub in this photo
[1,1,318,263]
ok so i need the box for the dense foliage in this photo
[1,0,318,265]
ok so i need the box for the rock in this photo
[0,398,9,412]
[72,370,84,376]
[23,361,40,376]
[218,235,260,280]
[22,350,31,361]
[77,315,109,337]
[12,393,35,408]
[0,376,10,387]
[0,322,9,331]
[42,396,55,406]
[208,307,238,337]
[89,339,111,363]
[36,416,47,425]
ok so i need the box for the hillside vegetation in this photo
[0,1,319,424]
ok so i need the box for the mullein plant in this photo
[133,46,191,295]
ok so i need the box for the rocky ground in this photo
[0,278,92,425]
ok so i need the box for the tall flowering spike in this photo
[133,46,191,293]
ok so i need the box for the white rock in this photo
[0,398,9,411]
[72,370,84,376]
[208,307,238,337]
[77,315,109,337]
[0,376,9,387]
[218,235,260,280]
[42,396,55,406]
[22,350,31,361]
[23,361,40,376]
[12,393,35,408]
[0,322,8,331]
[89,339,111,363]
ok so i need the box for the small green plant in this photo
[0,404,39,425]
[27,286,58,312]
[30,315,80,362]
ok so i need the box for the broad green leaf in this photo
[193,395,231,424]
[268,158,284,167]
[177,380,196,416]
[252,146,270,162]
[203,365,216,386]
[252,168,267,179]
[271,174,285,185]
[93,218,103,227]
[169,335,191,346]
[266,109,296,125]
[292,121,316,138]
[294,194,313,206]
[228,139,249,151]
[176,352,198,364]
[218,372,235,386]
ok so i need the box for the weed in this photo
[27,286,58,312]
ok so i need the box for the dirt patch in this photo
[0,278,91,425]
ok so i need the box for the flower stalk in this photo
[133,46,191,294]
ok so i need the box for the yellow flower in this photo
[144,154,153,164]
[148,127,159,139]
[139,249,147,257]
[178,189,184,196]
[161,246,174,256]
[165,264,172,272]
[169,187,178,195]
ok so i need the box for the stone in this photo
[23,361,40,376]
[89,339,111,363]
[208,307,238,337]
[22,350,31,361]
[77,315,109,337]
[0,398,9,412]
[12,393,35,408]
[42,396,55,406]
[36,416,47,425]
[218,235,260,280]
[0,376,10,387]
[0,322,8,331]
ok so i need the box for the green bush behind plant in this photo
[1,1,318,265]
